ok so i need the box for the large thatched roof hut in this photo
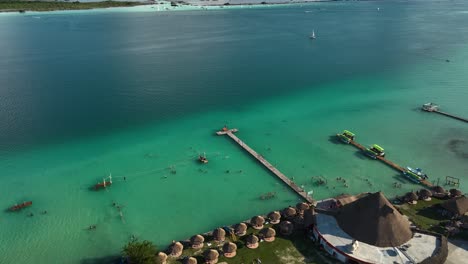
[260,227,276,242]
[334,192,412,247]
[279,220,294,236]
[234,223,247,236]
[296,202,310,214]
[267,211,281,224]
[419,189,433,200]
[433,185,446,194]
[203,249,219,264]
[157,252,167,264]
[405,192,418,204]
[222,242,237,258]
[213,228,226,243]
[250,215,265,230]
[442,196,468,216]
[282,206,297,218]
[184,257,197,264]
[168,241,183,258]
[246,234,259,249]
[450,189,462,197]
[190,234,204,249]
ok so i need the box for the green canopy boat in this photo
[364,144,385,159]
[337,130,355,144]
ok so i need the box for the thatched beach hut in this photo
[282,206,297,218]
[250,215,265,230]
[260,227,276,242]
[442,196,468,217]
[405,192,418,204]
[296,202,310,214]
[157,252,167,264]
[213,228,226,243]
[246,234,259,249]
[432,186,447,198]
[190,234,204,249]
[168,241,183,258]
[267,211,281,224]
[279,220,294,236]
[184,257,197,264]
[450,189,462,197]
[203,249,219,264]
[334,192,412,247]
[222,242,237,258]
[419,189,433,201]
[234,223,247,236]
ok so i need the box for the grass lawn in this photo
[165,225,339,264]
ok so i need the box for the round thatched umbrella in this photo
[450,189,462,197]
[222,242,237,258]
[433,186,445,194]
[296,202,310,214]
[419,189,433,200]
[279,221,294,236]
[184,257,197,264]
[282,206,297,218]
[213,228,226,243]
[405,192,418,204]
[267,211,281,224]
[260,227,276,242]
[234,223,247,236]
[157,252,167,264]
[250,215,265,230]
[190,234,205,249]
[203,249,219,264]
[246,234,259,249]
[168,241,183,258]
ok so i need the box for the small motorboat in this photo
[10,201,32,211]
[337,130,355,144]
[198,152,208,164]
[94,174,113,190]
[364,144,385,159]
[310,30,316,39]
[403,167,428,183]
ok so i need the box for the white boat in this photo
[310,30,316,39]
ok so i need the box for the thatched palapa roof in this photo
[250,215,265,229]
[279,220,294,235]
[405,192,418,202]
[168,242,183,257]
[419,189,433,199]
[442,196,468,216]
[261,227,276,238]
[190,234,204,248]
[450,189,462,197]
[223,242,237,253]
[296,202,310,212]
[246,234,259,248]
[234,223,247,236]
[433,186,446,194]
[184,257,197,264]
[334,192,412,247]
[203,249,219,264]
[267,211,281,224]
[157,252,167,264]
[283,206,297,218]
[213,228,225,242]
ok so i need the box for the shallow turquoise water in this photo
[1,1,468,263]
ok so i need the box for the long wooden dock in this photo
[422,103,468,123]
[348,140,432,187]
[217,128,314,204]
[433,110,468,123]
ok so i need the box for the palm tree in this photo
[122,239,157,264]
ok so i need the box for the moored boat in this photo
[10,201,32,211]
[422,103,439,112]
[199,152,208,164]
[364,144,385,159]
[336,130,355,144]
[403,167,428,183]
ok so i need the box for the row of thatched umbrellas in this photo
[404,186,464,204]
[157,202,311,264]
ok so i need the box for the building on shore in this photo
[311,192,448,264]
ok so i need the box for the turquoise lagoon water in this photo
[1,1,468,263]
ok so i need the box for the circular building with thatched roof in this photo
[250,215,265,230]
[405,192,418,204]
[312,192,446,264]
[245,234,259,249]
[222,242,237,258]
[184,257,197,264]
[419,189,433,201]
[296,202,310,214]
[260,227,276,242]
[168,241,183,258]
[442,196,468,217]
[203,249,219,264]
[279,220,294,236]
[190,234,204,249]
[282,206,297,218]
[213,228,226,243]
[433,185,445,194]
[157,252,167,264]
[450,188,462,197]
[267,211,281,224]
[234,223,247,236]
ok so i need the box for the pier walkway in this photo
[422,103,468,123]
[217,128,314,204]
[433,110,468,123]
[348,140,432,187]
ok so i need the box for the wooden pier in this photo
[422,103,468,123]
[348,140,432,187]
[433,110,468,123]
[216,128,314,204]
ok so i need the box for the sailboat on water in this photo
[310,30,316,39]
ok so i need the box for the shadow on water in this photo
[353,151,367,160]
[327,135,341,145]
[80,255,121,264]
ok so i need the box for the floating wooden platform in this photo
[217,128,314,204]
[348,140,432,187]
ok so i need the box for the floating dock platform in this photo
[216,127,314,204]
[422,103,468,123]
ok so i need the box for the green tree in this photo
[122,239,157,264]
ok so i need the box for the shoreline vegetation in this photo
[0,1,147,12]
